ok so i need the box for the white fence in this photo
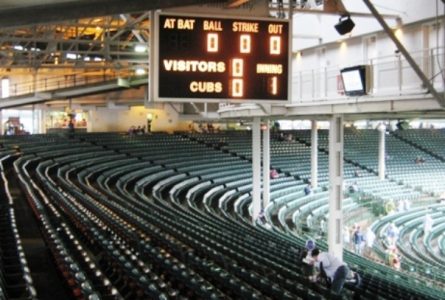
[292,47,444,103]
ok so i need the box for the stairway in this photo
[5,160,70,300]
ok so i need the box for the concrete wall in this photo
[89,104,190,133]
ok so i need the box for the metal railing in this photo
[292,46,445,102]
[2,69,137,98]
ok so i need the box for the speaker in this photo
[334,15,355,35]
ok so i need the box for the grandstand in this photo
[1,1,445,300]
[1,130,445,299]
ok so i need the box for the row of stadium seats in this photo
[0,132,443,299]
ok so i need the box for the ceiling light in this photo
[135,67,146,75]
[66,53,78,59]
[134,44,147,53]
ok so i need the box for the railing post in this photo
[397,54,402,94]
[370,58,377,94]
[299,71,303,100]
[430,48,435,85]
[311,69,315,99]
[324,66,328,98]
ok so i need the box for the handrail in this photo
[293,46,444,102]
[2,69,136,98]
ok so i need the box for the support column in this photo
[87,109,94,133]
[328,115,344,259]
[31,105,36,134]
[35,108,43,134]
[262,119,270,208]
[41,108,47,134]
[378,123,386,180]
[252,117,262,223]
[311,120,318,189]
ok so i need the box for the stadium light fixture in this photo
[334,14,355,35]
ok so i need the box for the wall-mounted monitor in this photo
[340,65,371,96]
[151,12,290,103]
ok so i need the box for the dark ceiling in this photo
[0,0,227,28]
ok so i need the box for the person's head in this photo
[305,240,315,251]
[311,248,320,260]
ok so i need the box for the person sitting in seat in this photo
[387,246,401,271]
[415,156,425,164]
[301,240,316,277]
[349,182,359,193]
[270,169,279,179]
[304,184,313,196]
[257,209,266,225]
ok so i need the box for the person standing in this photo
[353,226,364,255]
[385,222,399,247]
[423,213,433,236]
[365,227,376,257]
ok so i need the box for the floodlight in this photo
[334,15,355,35]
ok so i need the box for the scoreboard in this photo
[152,13,290,103]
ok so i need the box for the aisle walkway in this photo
[6,165,70,300]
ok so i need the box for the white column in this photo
[41,108,47,134]
[311,120,318,189]
[87,109,94,133]
[378,123,386,180]
[262,119,270,208]
[32,105,38,134]
[252,117,262,223]
[328,115,344,259]
[39,108,46,134]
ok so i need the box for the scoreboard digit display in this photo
[153,13,290,103]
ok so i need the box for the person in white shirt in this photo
[306,214,313,229]
[403,199,411,211]
[365,227,376,256]
[423,213,433,236]
[396,200,405,213]
[385,222,399,247]
[310,248,350,295]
